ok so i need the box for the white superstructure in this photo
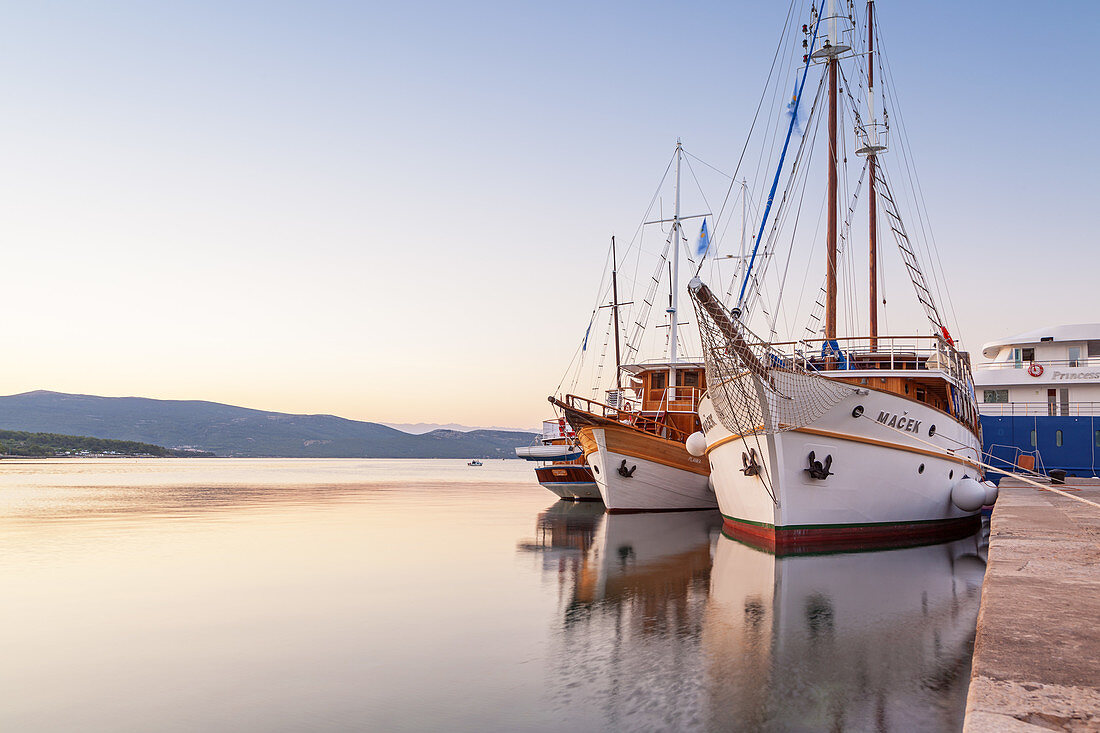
[974,324,1100,416]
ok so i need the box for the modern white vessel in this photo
[974,324,1100,477]
[686,0,988,551]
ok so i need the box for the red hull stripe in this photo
[721,513,981,556]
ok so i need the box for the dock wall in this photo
[963,477,1100,731]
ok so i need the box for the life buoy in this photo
[1028,363,1044,377]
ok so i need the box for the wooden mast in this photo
[867,0,878,351]
[824,45,839,341]
[611,236,622,391]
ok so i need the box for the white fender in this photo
[685,431,708,458]
[982,481,999,506]
[951,477,986,512]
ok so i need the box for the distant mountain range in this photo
[382,422,536,434]
[0,391,536,459]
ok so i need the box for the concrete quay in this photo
[964,477,1100,732]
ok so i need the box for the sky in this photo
[0,0,1095,429]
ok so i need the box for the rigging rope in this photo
[735,0,828,311]
[704,0,803,271]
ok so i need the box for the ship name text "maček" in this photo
[876,412,921,433]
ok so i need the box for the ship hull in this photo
[534,465,602,501]
[699,388,982,552]
[577,425,716,512]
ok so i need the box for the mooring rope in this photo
[858,414,1100,511]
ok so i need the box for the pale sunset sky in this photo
[0,1,1094,429]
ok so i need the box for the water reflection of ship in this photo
[572,510,723,614]
[516,501,606,570]
[530,508,723,729]
[702,529,988,732]
[518,504,723,621]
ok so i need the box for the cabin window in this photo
[1095,430,1100,448]
[1056,430,1063,447]
[678,371,699,388]
[916,387,926,401]
[649,372,666,390]
[1030,430,1037,447]
[1089,341,1100,358]
[983,389,1008,403]
[1013,349,1023,368]
[1068,347,1081,367]
[1021,348,1035,362]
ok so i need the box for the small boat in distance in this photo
[467,460,483,466]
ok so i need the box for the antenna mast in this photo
[867,0,878,350]
[611,236,622,391]
[668,139,682,386]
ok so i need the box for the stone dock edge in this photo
[963,477,1100,732]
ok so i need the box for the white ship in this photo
[973,324,1100,477]
[685,1,993,551]
[551,143,716,512]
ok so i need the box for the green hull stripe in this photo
[721,513,977,532]
[718,528,975,558]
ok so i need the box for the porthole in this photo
[592,464,600,474]
[928,425,937,437]
[918,463,925,474]
[852,405,864,418]
[904,383,910,394]
[949,470,954,480]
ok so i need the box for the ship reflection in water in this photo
[520,502,987,732]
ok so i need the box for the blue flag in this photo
[696,219,710,257]
[786,84,802,133]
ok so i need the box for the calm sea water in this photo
[0,458,986,732]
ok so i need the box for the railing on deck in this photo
[563,393,693,442]
[763,334,980,432]
[653,386,701,414]
[976,359,1099,371]
[978,401,1100,417]
[766,335,972,386]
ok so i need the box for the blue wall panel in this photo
[980,415,1100,480]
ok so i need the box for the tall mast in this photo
[866,0,878,350]
[611,235,622,391]
[856,0,888,349]
[824,4,839,342]
[668,139,682,387]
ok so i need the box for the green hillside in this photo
[0,429,213,458]
[0,391,535,458]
